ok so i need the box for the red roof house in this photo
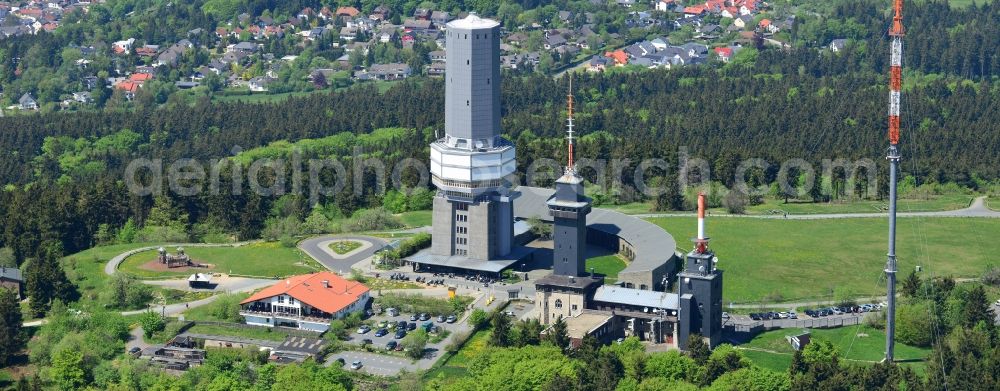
[240,271,371,331]
[605,50,628,66]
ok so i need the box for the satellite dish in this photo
[684,277,690,284]
[475,140,485,149]
[699,265,706,273]
[712,256,719,263]
[643,307,649,313]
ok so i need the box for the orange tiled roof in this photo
[241,271,370,315]
[336,6,360,17]
[116,81,141,92]
[129,73,153,82]
[605,50,628,65]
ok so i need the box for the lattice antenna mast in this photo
[566,76,576,174]
[885,0,904,363]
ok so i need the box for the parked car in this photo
[749,313,761,321]
[374,328,388,337]
[395,329,407,339]
[361,338,373,345]
[397,320,408,330]
[419,313,430,321]
[410,314,418,321]
[778,312,789,319]
[437,315,446,323]
[386,307,399,317]
[350,360,363,370]
[386,340,397,350]
[788,311,798,319]
[357,325,371,334]
[446,315,457,323]
[407,322,417,331]
[128,347,142,357]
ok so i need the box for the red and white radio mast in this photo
[884,0,904,363]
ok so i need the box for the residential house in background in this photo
[248,76,274,92]
[18,93,37,110]
[829,39,848,52]
[0,267,22,299]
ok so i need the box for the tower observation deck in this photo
[429,15,517,261]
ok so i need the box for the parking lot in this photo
[324,290,520,375]
[729,303,883,329]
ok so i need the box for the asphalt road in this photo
[328,350,416,376]
[298,235,387,274]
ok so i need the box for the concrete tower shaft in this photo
[444,16,502,146]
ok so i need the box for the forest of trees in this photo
[0,32,998,263]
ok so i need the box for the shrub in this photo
[723,189,748,214]
[896,301,933,347]
[982,265,1000,286]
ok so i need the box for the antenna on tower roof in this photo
[565,75,576,174]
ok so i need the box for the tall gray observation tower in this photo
[429,15,517,261]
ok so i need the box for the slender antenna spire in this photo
[566,75,575,173]
[884,0,904,363]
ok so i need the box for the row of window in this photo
[448,32,491,40]
[456,226,468,234]
[456,237,468,245]
[552,299,578,311]
[276,295,296,305]
[456,214,468,222]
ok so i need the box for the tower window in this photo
[554,299,563,309]
[467,59,470,65]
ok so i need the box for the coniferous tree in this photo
[24,251,77,317]
[0,287,23,366]
[488,310,512,348]
[961,285,994,331]
[686,334,710,366]
[546,315,570,351]
[901,269,922,298]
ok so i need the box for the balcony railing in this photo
[239,310,332,324]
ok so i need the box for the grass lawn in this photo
[600,195,973,216]
[648,216,1000,303]
[745,194,973,215]
[329,240,363,255]
[212,90,323,104]
[119,242,318,278]
[61,242,160,305]
[586,254,628,284]
[363,278,423,290]
[182,293,251,322]
[185,323,291,342]
[160,289,214,305]
[399,210,432,228]
[423,327,492,384]
[740,326,930,372]
[948,0,993,7]
[599,202,655,214]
